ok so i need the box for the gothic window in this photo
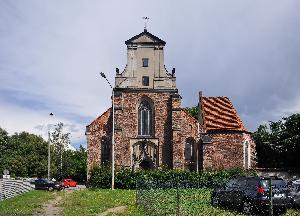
[184,142,194,160]
[142,76,149,86]
[243,141,250,169]
[101,137,110,165]
[138,100,152,136]
[142,58,149,67]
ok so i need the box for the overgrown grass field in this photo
[0,190,55,215]
[137,188,243,215]
[0,189,299,215]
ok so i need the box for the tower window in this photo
[138,100,153,136]
[142,76,149,86]
[142,58,149,67]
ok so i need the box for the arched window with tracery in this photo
[138,99,153,136]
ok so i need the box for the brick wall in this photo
[86,108,111,175]
[202,131,256,170]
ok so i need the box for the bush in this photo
[88,166,257,189]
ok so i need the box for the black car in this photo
[211,176,293,214]
[34,179,63,191]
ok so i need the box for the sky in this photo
[1,0,300,149]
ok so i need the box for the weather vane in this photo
[142,17,149,31]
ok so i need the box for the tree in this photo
[186,105,198,118]
[62,145,87,182]
[0,128,48,177]
[0,126,87,180]
[253,113,300,169]
[50,122,70,179]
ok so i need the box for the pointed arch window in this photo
[138,100,153,136]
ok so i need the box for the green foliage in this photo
[50,122,71,179]
[61,145,87,183]
[88,166,256,189]
[0,129,48,177]
[0,126,86,182]
[186,105,199,118]
[253,113,300,168]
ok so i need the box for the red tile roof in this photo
[86,108,111,129]
[201,97,247,132]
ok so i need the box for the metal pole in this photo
[111,88,115,190]
[269,178,273,216]
[100,72,115,190]
[196,122,200,172]
[47,131,51,179]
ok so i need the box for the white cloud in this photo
[0,0,299,143]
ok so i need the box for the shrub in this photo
[88,166,257,189]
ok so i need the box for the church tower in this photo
[115,29,176,90]
[112,29,184,170]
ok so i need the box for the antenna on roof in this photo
[142,17,149,31]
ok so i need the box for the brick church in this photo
[86,29,256,174]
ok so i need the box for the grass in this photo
[0,189,299,215]
[62,189,300,216]
[60,189,146,216]
[0,190,56,216]
[137,188,243,215]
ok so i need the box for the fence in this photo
[0,179,35,201]
[136,178,215,216]
[136,177,287,216]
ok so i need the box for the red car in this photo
[62,178,77,187]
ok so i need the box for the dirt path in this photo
[33,195,62,216]
[98,206,127,216]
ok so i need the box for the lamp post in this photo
[100,72,115,190]
[48,112,54,180]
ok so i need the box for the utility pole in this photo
[47,112,54,180]
[100,72,115,190]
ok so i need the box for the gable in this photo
[125,30,166,45]
[86,108,111,133]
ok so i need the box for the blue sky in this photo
[1,0,300,149]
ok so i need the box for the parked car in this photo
[211,176,293,214]
[34,178,63,191]
[289,180,300,208]
[62,178,77,187]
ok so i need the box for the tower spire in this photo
[142,17,149,31]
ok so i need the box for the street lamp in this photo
[100,72,115,190]
[48,112,54,180]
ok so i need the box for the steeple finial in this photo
[142,17,149,31]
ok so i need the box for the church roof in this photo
[201,96,247,132]
[86,108,111,131]
[125,29,166,45]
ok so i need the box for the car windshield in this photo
[261,180,287,189]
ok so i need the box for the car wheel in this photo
[48,186,54,191]
[242,200,252,215]
[212,195,219,207]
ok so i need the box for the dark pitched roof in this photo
[201,96,247,132]
[125,29,166,45]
